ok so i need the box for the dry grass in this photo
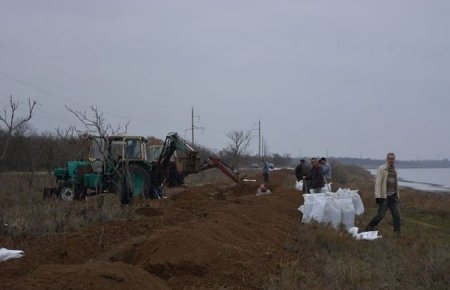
[0,173,139,249]
[265,164,450,290]
[1,166,449,289]
[0,169,235,250]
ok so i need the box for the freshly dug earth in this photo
[0,169,302,289]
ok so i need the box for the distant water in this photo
[367,168,450,193]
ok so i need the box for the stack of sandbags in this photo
[298,188,364,230]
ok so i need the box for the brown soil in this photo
[0,169,302,289]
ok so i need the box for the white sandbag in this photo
[301,193,327,223]
[325,191,337,198]
[323,198,341,229]
[295,180,303,191]
[350,191,365,215]
[322,183,332,193]
[348,227,382,240]
[336,198,355,229]
[348,227,359,237]
[335,188,364,216]
[357,231,382,240]
[298,205,304,214]
[301,194,313,221]
[309,196,328,222]
[335,188,351,198]
[0,248,24,261]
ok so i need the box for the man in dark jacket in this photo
[308,157,324,193]
[295,159,308,192]
[262,160,270,184]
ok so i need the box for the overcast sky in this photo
[1,0,449,160]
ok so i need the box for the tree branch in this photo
[0,96,36,160]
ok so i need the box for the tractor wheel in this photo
[60,187,74,201]
[116,165,151,205]
[59,184,84,201]
[115,170,131,205]
[130,165,152,199]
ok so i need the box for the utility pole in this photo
[187,107,204,145]
[191,107,195,145]
[258,120,261,159]
[262,136,265,158]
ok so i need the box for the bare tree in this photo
[0,96,37,160]
[63,105,130,200]
[22,134,46,188]
[225,130,252,169]
[55,126,80,143]
[62,105,129,161]
[65,105,128,137]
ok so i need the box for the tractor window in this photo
[110,141,124,161]
[89,138,105,160]
[125,140,143,159]
[147,145,163,162]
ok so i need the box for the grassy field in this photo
[0,168,238,248]
[0,165,449,289]
[266,165,450,290]
[0,173,138,248]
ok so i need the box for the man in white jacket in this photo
[365,153,401,234]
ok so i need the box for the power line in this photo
[0,70,84,108]
[0,71,186,126]
[0,39,186,110]
[35,105,77,125]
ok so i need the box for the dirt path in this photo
[0,170,302,289]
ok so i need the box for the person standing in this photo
[262,160,270,184]
[307,157,324,193]
[320,157,332,191]
[365,153,401,234]
[295,159,307,192]
[319,157,331,182]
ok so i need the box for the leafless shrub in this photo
[222,130,252,169]
[0,96,36,161]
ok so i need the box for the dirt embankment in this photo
[0,170,302,289]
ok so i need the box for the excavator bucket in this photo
[175,151,200,175]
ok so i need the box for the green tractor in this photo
[48,133,203,204]
[50,135,152,203]
[48,132,240,204]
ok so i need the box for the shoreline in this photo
[366,168,450,194]
[400,184,450,196]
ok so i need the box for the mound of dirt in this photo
[5,262,167,290]
[229,182,259,196]
[0,169,303,289]
[135,207,164,217]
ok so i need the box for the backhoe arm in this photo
[198,157,240,183]
[153,132,199,186]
